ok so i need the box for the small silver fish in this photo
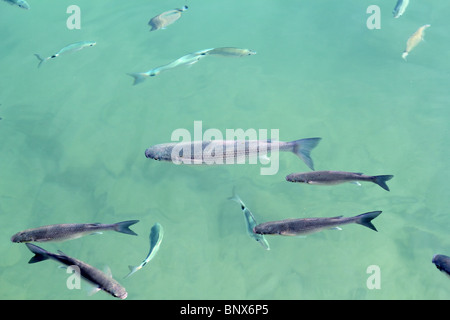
[402,24,430,60]
[34,41,96,68]
[128,48,212,85]
[393,0,409,18]
[207,47,257,57]
[254,211,382,236]
[145,137,321,170]
[11,220,139,243]
[3,0,30,10]
[228,190,270,250]
[286,171,394,191]
[26,243,127,299]
[432,254,450,278]
[148,5,188,31]
[125,223,164,278]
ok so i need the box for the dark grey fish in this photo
[145,137,321,170]
[25,243,127,299]
[432,254,450,278]
[286,171,394,191]
[254,211,382,236]
[11,220,139,243]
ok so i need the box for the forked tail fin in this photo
[354,211,382,232]
[127,72,150,85]
[114,220,139,236]
[34,54,47,68]
[291,137,321,170]
[372,175,394,191]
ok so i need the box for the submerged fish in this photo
[393,0,409,18]
[125,223,164,278]
[128,48,212,85]
[3,0,29,10]
[228,190,270,250]
[432,254,450,278]
[402,24,430,60]
[148,5,188,31]
[145,137,321,170]
[11,220,139,243]
[286,171,394,191]
[254,211,382,236]
[34,41,96,68]
[207,47,257,57]
[25,243,127,299]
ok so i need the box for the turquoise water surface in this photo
[1,0,449,300]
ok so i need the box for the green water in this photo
[1,0,449,300]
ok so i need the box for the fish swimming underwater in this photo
[11,220,139,243]
[393,0,409,18]
[402,24,430,60]
[145,137,321,170]
[254,211,382,236]
[3,0,29,10]
[148,5,188,31]
[286,171,394,191]
[125,223,164,278]
[25,243,127,299]
[128,48,212,85]
[206,47,257,57]
[432,254,450,278]
[228,190,270,250]
[34,41,96,68]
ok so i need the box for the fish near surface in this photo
[148,5,188,31]
[393,0,409,18]
[402,24,430,60]
[207,47,257,57]
[286,171,394,191]
[11,220,139,243]
[3,0,30,10]
[145,137,321,170]
[254,211,382,236]
[432,254,450,278]
[25,243,127,299]
[34,41,96,68]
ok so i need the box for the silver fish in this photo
[402,24,430,61]
[393,0,409,18]
[125,223,164,278]
[11,220,139,243]
[25,243,127,299]
[228,190,270,250]
[128,48,212,85]
[34,41,96,68]
[148,5,188,31]
[3,0,30,10]
[254,211,382,236]
[286,171,393,191]
[432,254,450,278]
[207,47,257,57]
[145,137,321,170]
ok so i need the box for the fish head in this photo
[10,231,33,243]
[17,0,30,9]
[110,287,128,300]
[253,223,282,235]
[145,147,171,161]
[285,173,306,183]
[246,50,257,56]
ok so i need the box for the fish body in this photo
[393,0,409,18]
[148,5,188,31]
[125,223,164,278]
[145,137,321,170]
[402,24,430,60]
[207,47,257,57]
[11,220,139,243]
[34,41,96,68]
[3,0,30,9]
[286,171,393,191]
[254,211,382,236]
[228,190,270,250]
[432,254,450,278]
[128,48,212,85]
[25,243,127,299]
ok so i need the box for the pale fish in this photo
[34,41,96,67]
[26,243,128,299]
[3,0,30,10]
[128,48,212,85]
[393,0,409,18]
[125,223,163,278]
[207,47,257,57]
[228,190,270,250]
[145,137,321,170]
[148,5,188,31]
[402,24,430,60]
